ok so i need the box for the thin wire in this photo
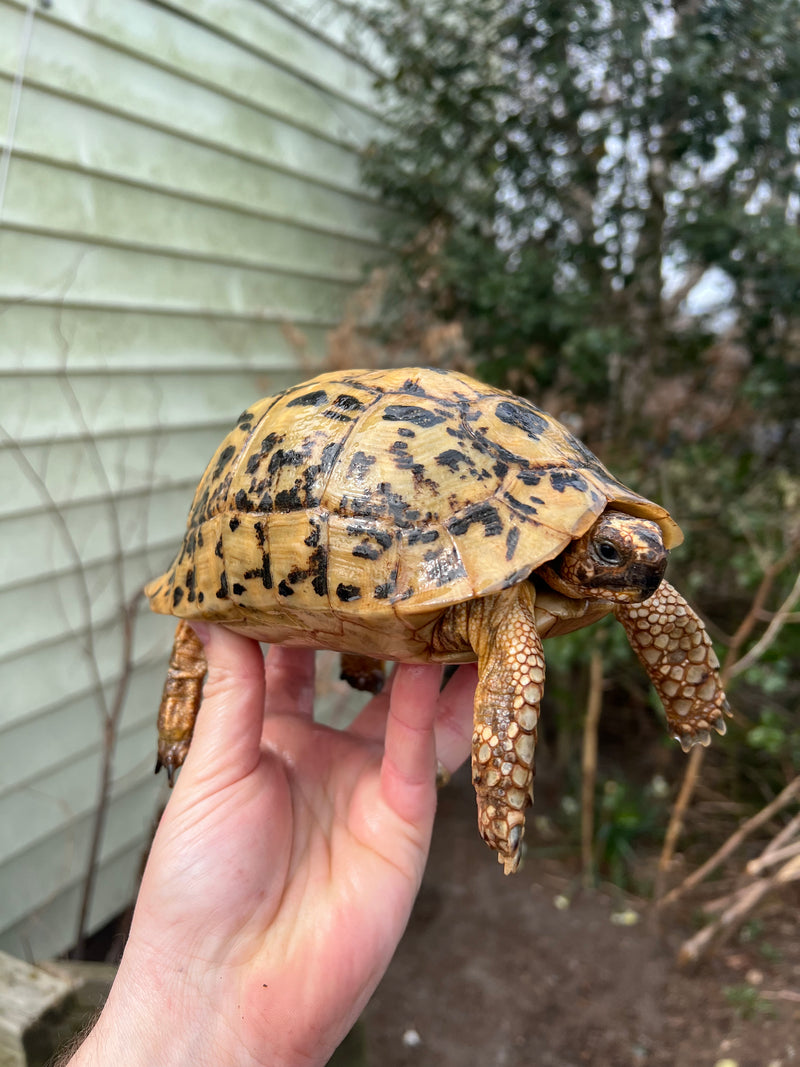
[0,0,37,225]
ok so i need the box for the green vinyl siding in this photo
[0,0,386,960]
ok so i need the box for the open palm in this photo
[79,627,475,1067]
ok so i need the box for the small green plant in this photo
[722,984,776,1021]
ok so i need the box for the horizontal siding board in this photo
[1,603,173,730]
[0,488,190,592]
[0,425,237,518]
[0,660,168,797]
[3,0,381,127]
[0,545,178,659]
[0,8,373,196]
[0,232,357,320]
[0,844,148,962]
[0,719,159,868]
[2,158,381,278]
[0,81,387,241]
[0,304,331,373]
[0,776,162,932]
[0,0,388,958]
[0,369,304,444]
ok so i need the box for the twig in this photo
[581,648,604,888]
[746,839,800,878]
[728,568,800,678]
[656,546,800,898]
[678,852,800,967]
[659,775,800,909]
[72,588,144,958]
[655,744,705,899]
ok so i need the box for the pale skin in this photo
[66,625,476,1067]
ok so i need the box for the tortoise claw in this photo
[154,756,178,787]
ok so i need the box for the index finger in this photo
[379,663,442,826]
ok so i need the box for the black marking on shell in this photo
[348,451,376,479]
[336,582,361,602]
[232,582,246,596]
[435,448,470,472]
[304,523,320,547]
[268,448,307,476]
[401,378,428,394]
[397,427,415,438]
[310,546,328,596]
[447,502,503,537]
[212,444,236,480]
[352,543,380,560]
[229,516,240,532]
[503,565,534,589]
[502,490,543,518]
[287,389,327,408]
[172,585,184,607]
[244,553,273,589]
[215,537,223,559]
[422,547,468,587]
[185,568,196,603]
[407,528,439,546]
[495,400,549,439]
[333,393,364,411]
[517,469,543,486]
[216,571,229,599]
[275,484,303,511]
[374,568,398,600]
[278,579,294,597]
[550,470,589,493]
[320,440,343,474]
[197,591,204,604]
[234,488,255,513]
[505,526,520,561]
[382,404,446,428]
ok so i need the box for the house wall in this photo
[0,0,387,960]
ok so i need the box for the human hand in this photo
[70,626,476,1067]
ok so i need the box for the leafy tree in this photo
[359,0,800,451]
[357,0,800,781]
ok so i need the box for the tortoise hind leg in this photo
[615,581,730,751]
[156,620,208,784]
[340,652,385,693]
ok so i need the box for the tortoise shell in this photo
[146,366,682,646]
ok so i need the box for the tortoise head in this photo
[541,509,668,604]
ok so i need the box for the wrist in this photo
[65,953,222,1067]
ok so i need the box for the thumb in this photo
[175,624,266,793]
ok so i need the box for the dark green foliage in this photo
[358,0,800,788]
[360,0,800,434]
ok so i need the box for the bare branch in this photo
[659,775,800,909]
[728,568,800,678]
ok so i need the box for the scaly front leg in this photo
[436,584,544,874]
[615,581,730,751]
[156,619,208,782]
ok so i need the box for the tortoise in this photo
[146,366,729,874]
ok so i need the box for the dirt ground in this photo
[360,766,800,1067]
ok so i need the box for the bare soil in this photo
[361,766,800,1067]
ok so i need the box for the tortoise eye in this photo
[596,540,622,565]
